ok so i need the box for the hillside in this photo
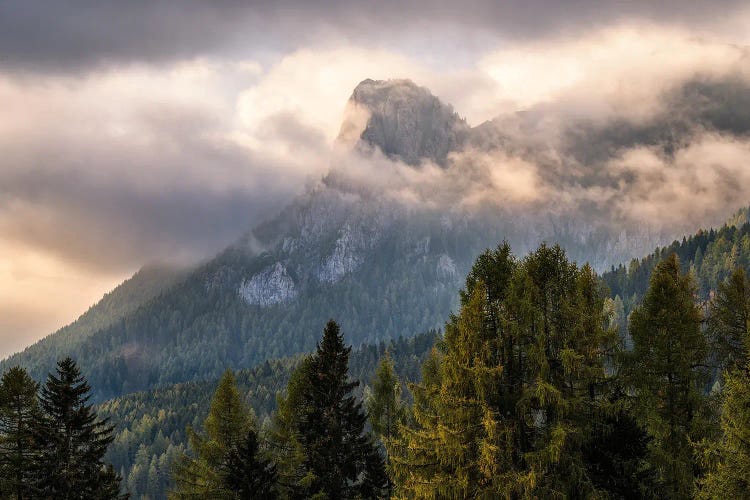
[603,206,750,314]
[98,331,437,498]
[0,264,188,382]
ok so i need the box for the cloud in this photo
[2,0,749,73]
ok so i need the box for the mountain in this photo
[0,78,716,402]
[341,78,470,166]
[1,264,188,382]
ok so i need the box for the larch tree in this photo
[391,244,621,499]
[367,352,404,497]
[170,369,255,499]
[699,268,750,499]
[627,254,709,498]
[707,267,750,373]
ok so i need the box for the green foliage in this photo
[36,357,124,498]
[170,370,253,499]
[698,362,750,499]
[99,332,436,499]
[0,367,39,499]
[707,267,750,373]
[390,243,621,498]
[626,254,710,498]
[224,428,278,499]
[603,208,750,317]
[367,352,405,441]
[270,320,388,499]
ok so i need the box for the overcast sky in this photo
[2,0,750,358]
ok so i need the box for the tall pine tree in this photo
[35,357,124,499]
[627,254,709,498]
[0,366,39,500]
[271,320,387,499]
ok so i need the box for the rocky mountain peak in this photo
[337,78,469,166]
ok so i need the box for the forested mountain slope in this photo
[603,206,750,313]
[0,264,188,383]
[98,331,437,498]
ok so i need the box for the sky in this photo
[2,0,750,357]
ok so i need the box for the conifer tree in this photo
[698,363,750,498]
[699,269,750,499]
[367,352,404,498]
[627,254,709,498]
[170,370,254,499]
[368,352,404,445]
[268,358,312,498]
[35,357,124,499]
[0,366,39,500]
[707,267,750,372]
[391,244,619,498]
[224,428,278,499]
[271,320,387,499]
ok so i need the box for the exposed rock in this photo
[436,254,457,280]
[239,262,297,306]
[317,224,366,283]
[339,78,470,166]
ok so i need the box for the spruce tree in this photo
[271,320,387,499]
[0,366,39,500]
[224,428,278,499]
[627,254,709,498]
[35,357,124,499]
[170,370,254,499]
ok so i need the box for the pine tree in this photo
[271,320,387,499]
[35,357,124,499]
[224,428,278,499]
[170,370,253,499]
[0,366,39,500]
[627,254,709,498]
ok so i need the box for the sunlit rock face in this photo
[239,262,297,306]
[341,78,470,166]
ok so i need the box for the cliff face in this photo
[339,78,470,166]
